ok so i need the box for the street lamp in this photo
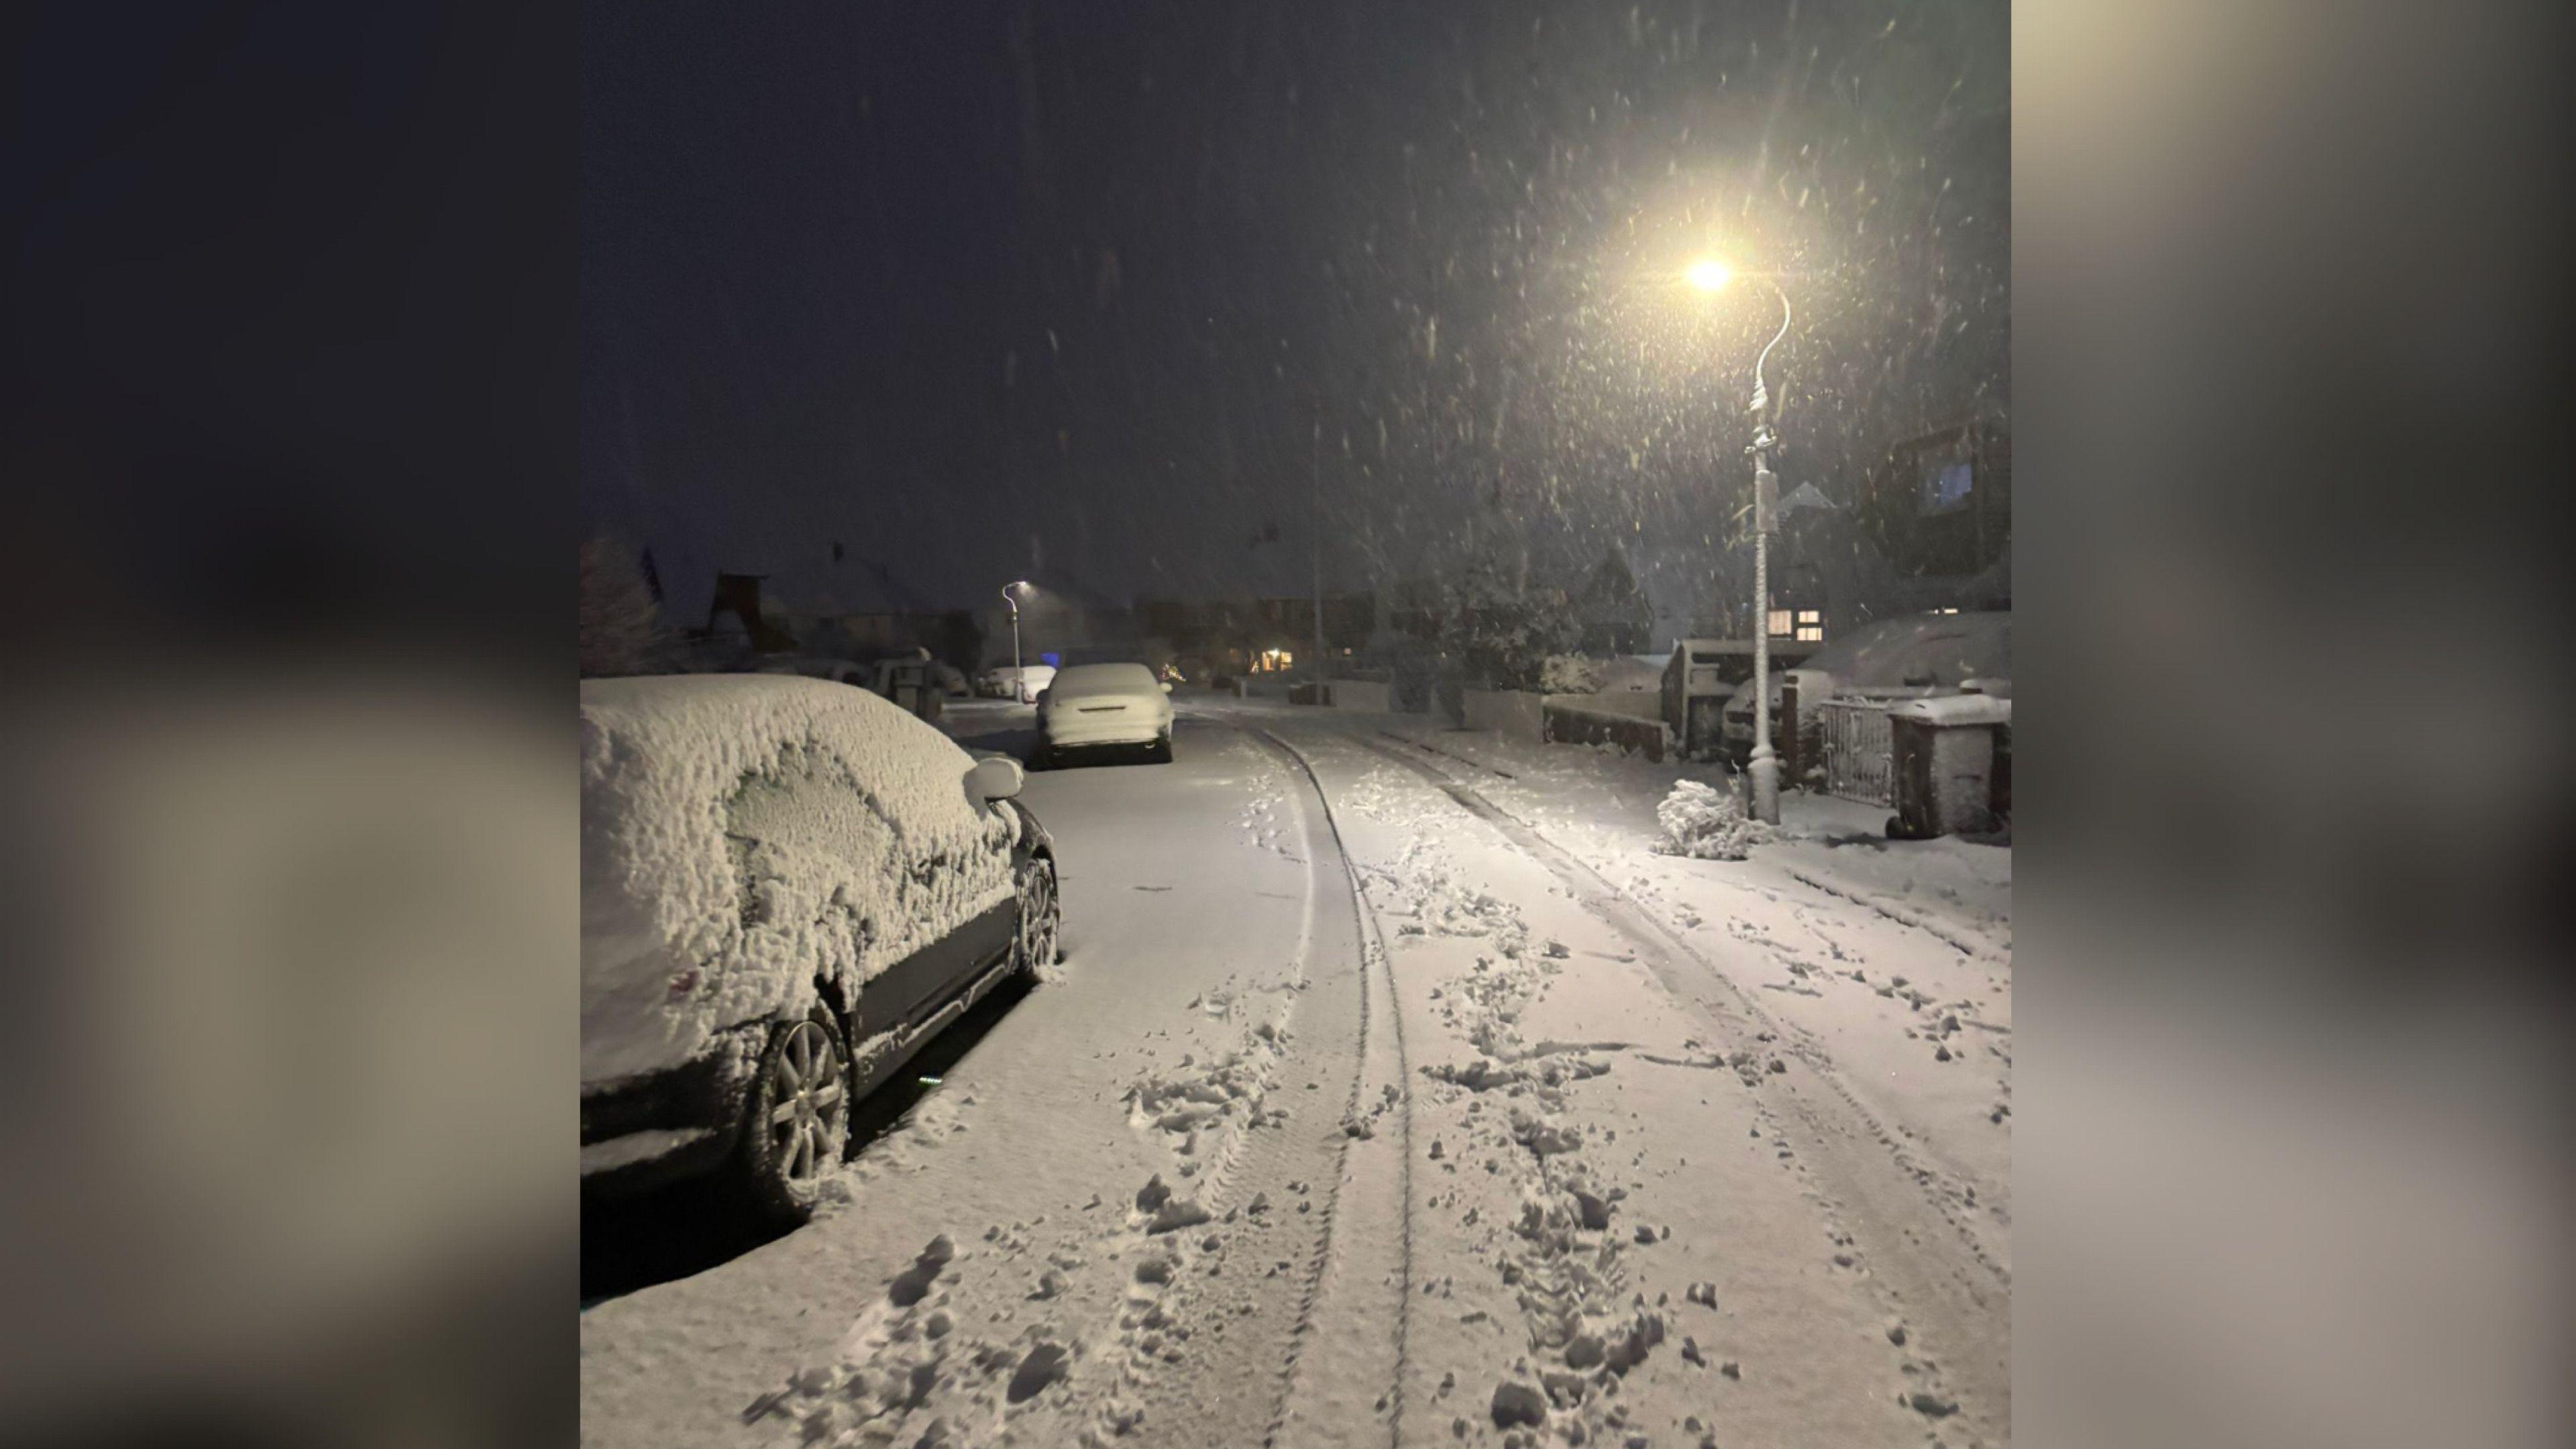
[1684,258,1792,824]
[1002,580,1030,702]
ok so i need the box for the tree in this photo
[580,537,667,677]
[1574,548,1653,655]
[1434,559,1579,690]
[930,609,985,673]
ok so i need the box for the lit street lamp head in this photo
[1684,258,1733,293]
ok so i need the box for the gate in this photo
[1819,700,1895,806]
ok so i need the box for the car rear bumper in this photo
[580,1021,765,1196]
[1042,717,1167,748]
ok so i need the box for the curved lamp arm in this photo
[1748,282,1792,437]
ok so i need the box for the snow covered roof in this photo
[1798,611,2010,689]
[580,674,1014,1083]
[1891,694,2011,727]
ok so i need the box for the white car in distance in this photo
[1034,662,1175,765]
[992,663,1055,703]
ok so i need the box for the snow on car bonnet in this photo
[580,675,1014,1083]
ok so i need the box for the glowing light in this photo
[1684,258,1733,293]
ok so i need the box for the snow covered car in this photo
[1033,661,1175,765]
[1722,610,2010,765]
[580,675,1061,1220]
[991,663,1055,703]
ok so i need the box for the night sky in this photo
[582,0,2007,623]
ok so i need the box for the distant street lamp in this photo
[1686,258,1792,824]
[1002,580,1030,701]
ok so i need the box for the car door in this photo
[833,741,1018,1043]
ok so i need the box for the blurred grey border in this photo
[2,2,2569,1447]
[1,4,572,1448]
[2018,3,2571,1447]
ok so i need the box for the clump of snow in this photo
[580,675,1016,1083]
[887,1234,956,1306]
[1652,778,1768,861]
[1491,1379,1548,1428]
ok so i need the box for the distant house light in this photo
[1794,609,1825,643]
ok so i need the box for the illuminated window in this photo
[1794,609,1825,643]
[1767,608,1793,638]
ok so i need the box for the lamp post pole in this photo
[1002,584,1024,702]
[1744,283,1791,825]
[1311,417,1328,704]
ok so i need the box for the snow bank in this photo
[580,675,1015,1083]
[1653,778,1766,861]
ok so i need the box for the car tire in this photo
[1013,855,1061,976]
[1150,733,1173,763]
[739,1006,852,1224]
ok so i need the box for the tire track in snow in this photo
[1061,721,1378,1448]
[1246,724,1417,1449]
[1772,863,2004,963]
[1041,712,1403,1449]
[1329,727,2012,1443]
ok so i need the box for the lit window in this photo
[1767,608,1793,638]
[1794,609,1825,643]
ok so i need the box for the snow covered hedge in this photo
[1653,779,1766,861]
[580,675,1016,1083]
[1538,654,1603,694]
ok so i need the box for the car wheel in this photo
[1150,733,1173,763]
[1013,855,1061,975]
[739,1007,851,1223]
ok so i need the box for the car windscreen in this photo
[1047,663,1159,698]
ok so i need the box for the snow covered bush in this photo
[1654,779,1764,861]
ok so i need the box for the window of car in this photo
[1047,663,1159,698]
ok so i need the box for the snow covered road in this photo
[580,702,2009,1449]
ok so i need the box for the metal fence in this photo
[1819,700,1895,806]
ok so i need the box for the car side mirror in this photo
[1161,682,1173,694]
[967,755,1024,803]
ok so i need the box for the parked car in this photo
[1722,610,2010,765]
[985,663,1055,702]
[580,675,1061,1221]
[868,650,946,723]
[1034,661,1175,765]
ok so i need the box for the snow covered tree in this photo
[1433,559,1580,690]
